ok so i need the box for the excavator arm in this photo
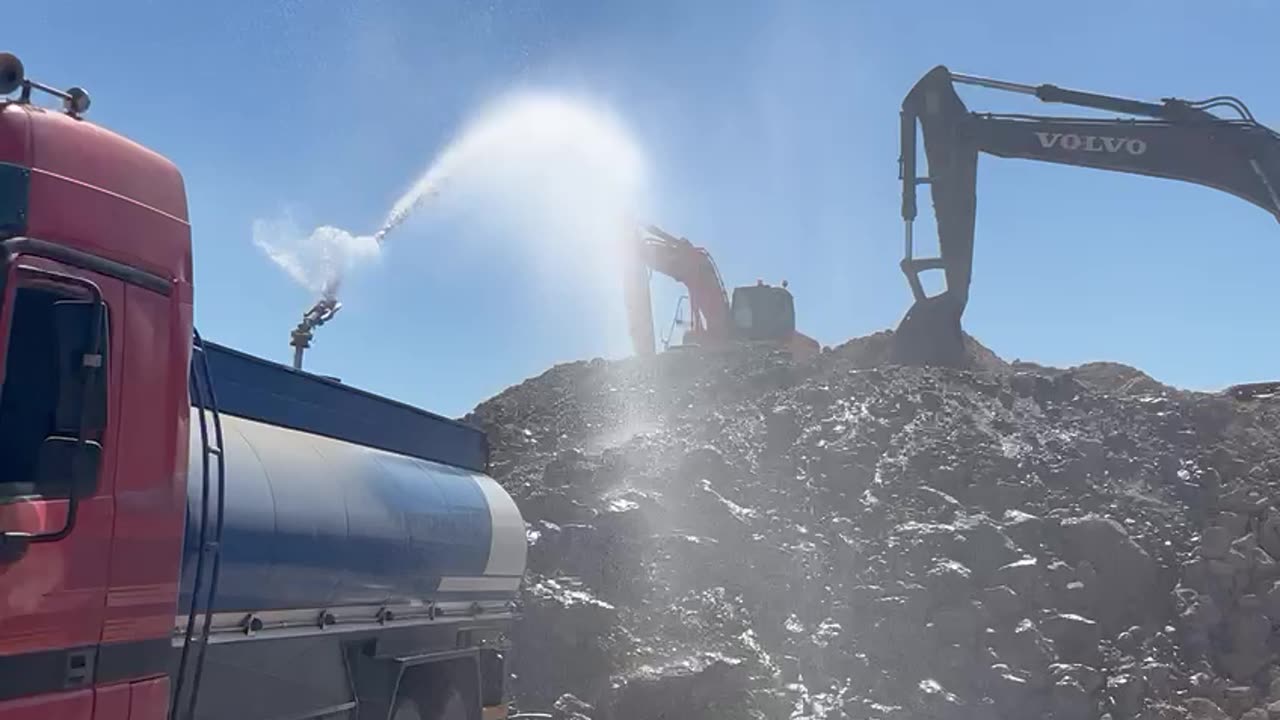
[894,65,1280,367]
[624,225,731,355]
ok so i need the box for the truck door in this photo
[0,255,123,720]
[99,280,188,720]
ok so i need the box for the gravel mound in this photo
[465,333,1280,720]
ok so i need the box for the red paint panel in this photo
[99,616,172,644]
[26,107,187,222]
[0,500,110,654]
[126,678,167,720]
[92,684,130,720]
[0,103,195,292]
[102,285,185,649]
[26,168,190,288]
[0,263,126,656]
[0,106,32,168]
[0,689,91,720]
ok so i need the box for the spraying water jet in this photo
[259,89,651,364]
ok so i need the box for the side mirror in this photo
[35,436,103,498]
[0,436,102,564]
[51,299,108,433]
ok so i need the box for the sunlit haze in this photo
[16,1,1280,416]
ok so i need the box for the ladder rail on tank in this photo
[171,329,228,720]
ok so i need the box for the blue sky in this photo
[10,0,1280,416]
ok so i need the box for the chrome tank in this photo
[178,410,527,615]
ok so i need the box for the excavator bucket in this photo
[891,292,967,367]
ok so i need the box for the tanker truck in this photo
[0,54,527,720]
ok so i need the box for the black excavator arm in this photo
[894,65,1280,386]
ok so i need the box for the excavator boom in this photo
[894,65,1280,367]
[624,225,731,355]
[624,241,658,355]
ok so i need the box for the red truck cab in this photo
[0,56,192,720]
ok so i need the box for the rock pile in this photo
[465,334,1280,720]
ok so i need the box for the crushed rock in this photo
[465,333,1280,720]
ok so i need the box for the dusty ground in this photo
[465,333,1280,720]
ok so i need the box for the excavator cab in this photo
[729,282,798,342]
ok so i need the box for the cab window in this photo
[0,285,107,497]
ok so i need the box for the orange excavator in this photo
[624,224,821,360]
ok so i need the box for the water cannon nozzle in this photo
[291,296,344,370]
